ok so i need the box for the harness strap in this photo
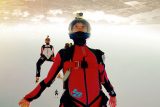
[63,61,105,73]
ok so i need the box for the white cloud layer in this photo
[0,0,160,24]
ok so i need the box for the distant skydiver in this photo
[55,89,59,97]
[36,36,54,83]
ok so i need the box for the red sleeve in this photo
[24,53,62,102]
[100,67,116,96]
[44,52,61,84]
[100,69,109,83]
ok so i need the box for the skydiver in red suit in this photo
[19,13,117,107]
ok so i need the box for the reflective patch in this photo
[72,89,82,98]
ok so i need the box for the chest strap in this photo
[63,60,104,73]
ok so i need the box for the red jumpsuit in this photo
[24,45,116,107]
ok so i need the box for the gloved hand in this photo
[19,98,30,107]
[109,96,117,107]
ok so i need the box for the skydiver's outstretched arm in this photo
[19,52,62,107]
[100,69,116,96]
[100,68,117,107]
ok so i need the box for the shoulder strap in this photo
[59,45,75,64]
[50,45,53,50]
[88,48,105,65]
[42,45,45,49]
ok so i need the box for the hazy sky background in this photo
[0,0,160,107]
